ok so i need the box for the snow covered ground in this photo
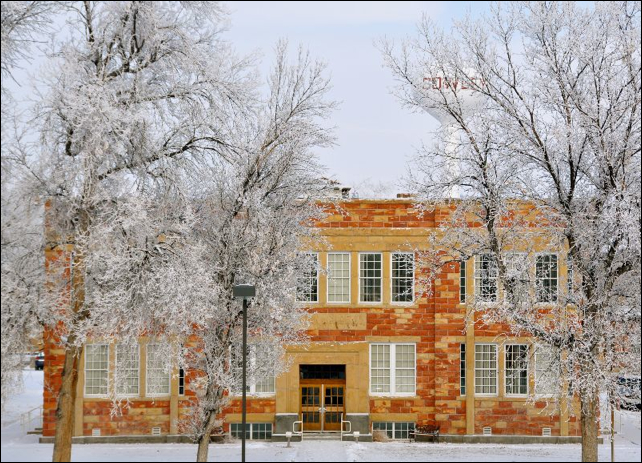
[2,370,640,462]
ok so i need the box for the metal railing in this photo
[340,414,351,440]
[293,419,303,440]
[20,405,43,434]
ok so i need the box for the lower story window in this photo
[230,423,273,440]
[372,422,415,440]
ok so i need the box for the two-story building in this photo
[41,199,580,443]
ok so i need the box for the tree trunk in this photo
[196,410,219,462]
[53,225,88,462]
[52,343,81,462]
[580,393,599,462]
[196,386,224,462]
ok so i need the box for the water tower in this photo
[413,70,485,198]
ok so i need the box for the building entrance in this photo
[299,365,346,432]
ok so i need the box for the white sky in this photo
[223,1,490,196]
[5,1,491,198]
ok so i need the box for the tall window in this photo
[360,253,382,302]
[115,343,139,397]
[505,344,528,396]
[178,368,185,395]
[327,253,350,303]
[85,344,109,396]
[460,343,466,395]
[535,345,560,396]
[475,254,498,302]
[474,344,497,395]
[536,254,558,303]
[459,260,467,304]
[231,345,275,395]
[567,256,575,302]
[392,253,414,303]
[146,343,170,396]
[505,253,530,297]
[296,253,318,302]
[370,344,416,395]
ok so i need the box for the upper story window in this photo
[296,253,318,303]
[536,254,558,303]
[85,344,109,397]
[459,259,467,304]
[391,252,414,303]
[327,253,350,303]
[370,343,416,395]
[115,343,139,397]
[475,254,498,302]
[504,253,530,297]
[359,253,382,303]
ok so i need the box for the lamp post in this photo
[233,284,255,463]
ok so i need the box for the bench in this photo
[209,426,226,442]
[409,424,440,443]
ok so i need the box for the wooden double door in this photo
[300,380,345,431]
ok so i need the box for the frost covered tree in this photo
[165,41,336,462]
[1,1,53,78]
[1,0,54,410]
[2,2,254,461]
[381,2,641,461]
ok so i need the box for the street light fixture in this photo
[233,284,255,463]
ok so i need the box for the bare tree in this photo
[2,1,254,461]
[166,41,337,462]
[1,0,55,409]
[1,1,53,81]
[381,2,641,461]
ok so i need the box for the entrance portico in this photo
[273,343,371,436]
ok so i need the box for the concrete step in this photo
[302,432,342,441]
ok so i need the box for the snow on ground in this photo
[1,370,640,462]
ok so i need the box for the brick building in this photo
[41,199,580,442]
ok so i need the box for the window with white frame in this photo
[392,253,414,303]
[231,344,275,395]
[115,343,139,397]
[535,345,560,396]
[505,344,528,396]
[566,256,575,302]
[360,253,382,302]
[327,253,350,303]
[475,254,498,302]
[504,253,530,297]
[370,344,416,395]
[372,422,415,440]
[536,254,558,303]
[474,344,498,395]
[296,253,318,302]
[146,343,170,396]
[84,344,109,396]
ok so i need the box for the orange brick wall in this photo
[82,400,171,436]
